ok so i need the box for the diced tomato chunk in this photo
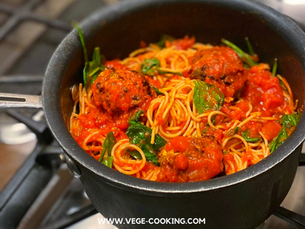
[261,121,281,141]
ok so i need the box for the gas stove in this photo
[0,0,305,228]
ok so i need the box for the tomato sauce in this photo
[71,37,299,183]
[261,121,281,141]
[166,36,195,50]
[241,64,286,116]
[158,136,223,182]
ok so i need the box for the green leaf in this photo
[269,129,285,153]
[127,150,142,160]
[226,126,239,136]
[74,23,105,88]
[234,127,239,134]
[88,47,105,85]
[141,58,160,76]
[130,110,144,122]
[193,80,224,114]
[201,126,209,134]
[143,149,159,165]
[269,113,301,153]
[141,58,181,76]
[245,37,255,56]
[157,34,175,48]
[83,65,89,88]
[272,58,278,76]
[102,156,113,168]
[211,115,216,125]
[126,121,166,165]
[73,23,90,88]
[221,39,258,67]
[98,131,116,162]
[241,130,261,143]
[73,22,88,63]
[153,86,164,96]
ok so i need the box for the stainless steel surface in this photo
[0,92,42,108]
[0,121,36,144]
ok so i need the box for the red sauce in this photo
[147,76,162,89]
[165,136,192,152]
[221,104,242,120]
[261,121,281,141]
[240,121,262,139]
[235,100,250,119]
[241,64,286,116]
[158,136,223,182]
[242,151,255,165]
[166,36,195,50]
[105,60,129,70]
[223,153,236,175]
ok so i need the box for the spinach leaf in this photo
[193,80,224,114]
[234,127,239,134]
[74,23,88,63]
[221,39,258,67]
[142,58,160,76]
[126,121,166,165]
[84,47,106,87]
[272,58,278,76]
[157,34,175,48]
[127,150,142,160]
[74,23,105,88]
[211,114,216,125]
[141,58,182,76]
[153,86,164,96]
[269,130,285,153]
[142,148,159,165]
[102,156,113,168]
[98,131,116,162]
[245,37,255,56]
[269,113,301,153]
[130,110,144,122]
[241,130,261,143]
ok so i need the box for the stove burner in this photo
[0,121,36,144]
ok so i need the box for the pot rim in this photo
[43,0,305,194]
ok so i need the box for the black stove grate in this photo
[0,0,71,43]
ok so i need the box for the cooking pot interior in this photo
[58,1,305,127]
[51,0,305,183]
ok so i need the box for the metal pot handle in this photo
[0,92,42,108]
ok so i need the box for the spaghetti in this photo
[69,35,301,182]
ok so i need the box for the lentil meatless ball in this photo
[158,136,224,182]
[92,68,154,114]
[188,46,247,97]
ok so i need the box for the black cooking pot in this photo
[1,0,305,228]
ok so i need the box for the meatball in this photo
[92,68,154,114]
[158,136,223,182]
[188,46,247,97]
